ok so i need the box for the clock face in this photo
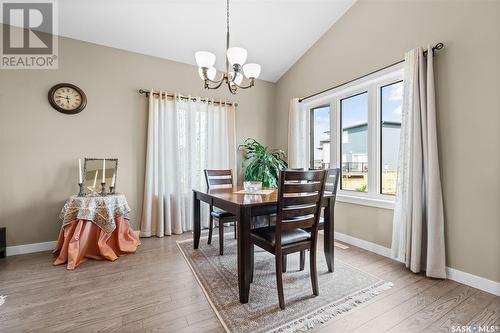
[48,83,87,114]
[53,87,82,110]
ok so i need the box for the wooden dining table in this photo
[192,186,335,303]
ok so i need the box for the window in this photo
[380,81,403,195]
[310,106,331,169]
[340,92,368,192]
[304,64,403,209]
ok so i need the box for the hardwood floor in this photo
[0,230,498,332]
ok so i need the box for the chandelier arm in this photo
[231,78,255,89]
[205,78,226,90]
[226,79,238,95]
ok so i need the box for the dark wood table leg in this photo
[237,207,252,303]
[193,191,201,249]
[323,199,335,272]
[0,227,5,258]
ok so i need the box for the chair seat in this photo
[251,226,311,246]
[211,208,235,219]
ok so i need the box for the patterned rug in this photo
[177,237,392,333]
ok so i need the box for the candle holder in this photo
[100,182,107,196]
[109,185,115,195]
[78,183,85,197]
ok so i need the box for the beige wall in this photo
[0,30,276,247]
[275,0,500,282]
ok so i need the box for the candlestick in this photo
[101,159,106,183]
[92,170,98,190]
[78,182,85,197]
[109,185,115,194]
[100,182,107,196]
[78,159,82,184]
[111,173,116,187]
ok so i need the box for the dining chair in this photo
[281,168,305,273]
[249,169,327,309]
[204,169,237,255]
[297,167,340,271]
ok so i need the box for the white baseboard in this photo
[334,231,392,258]
[6,240,56,256]
[446,267,500,296]
[334,231,500,296]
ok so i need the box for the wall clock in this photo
[48,83,87,114]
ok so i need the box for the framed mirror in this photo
[83,158,118,195]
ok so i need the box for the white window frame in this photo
[304,63,404,210]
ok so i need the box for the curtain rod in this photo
[298,42,444,103]
[138,89,238,107]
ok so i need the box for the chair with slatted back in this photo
[249,169,327,310]
[204,169,237,255]
[280,168,304,273]
[297,167,340,271]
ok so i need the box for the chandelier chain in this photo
[226,0,229,34]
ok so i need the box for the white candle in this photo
[101,159,106,183]
[78,159,82,184]
[111,173,116,187]
[92,170,98,189]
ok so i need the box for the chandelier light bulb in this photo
[195,51,216,68]
[243,63,261,79]
[198,67,217,80]
[227,47,247,65]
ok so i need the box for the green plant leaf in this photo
[239,138,288,188]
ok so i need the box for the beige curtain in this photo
[140,91,236,237]
[391,46,446,278]
[288,98,309,168]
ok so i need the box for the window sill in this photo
[336,193,394,210]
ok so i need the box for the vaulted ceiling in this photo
[11,0,356,82]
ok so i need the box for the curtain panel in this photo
[288,98,309,169]
[391,46,446,278]
[140,91,236,237]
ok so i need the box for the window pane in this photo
[381,81,403,195]
[341,92,368,192]
[310,106,331,169]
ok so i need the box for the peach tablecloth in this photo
[53,216,140,270]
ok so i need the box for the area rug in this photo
[177,238,392,333]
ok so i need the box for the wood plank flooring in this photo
[0,229,498,332]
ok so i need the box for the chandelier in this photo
[195,0,261,94]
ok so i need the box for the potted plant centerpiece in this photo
[239,138,288,188]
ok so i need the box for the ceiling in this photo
[13,0,356,82]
